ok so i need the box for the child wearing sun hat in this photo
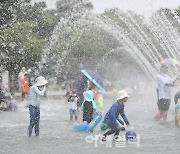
[81,90,97,123]
[101,90,130,141]
[28,76,48,137]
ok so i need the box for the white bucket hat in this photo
[116,90,129,100]
[34,76,48,86]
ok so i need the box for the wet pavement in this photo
[0,91,180,154]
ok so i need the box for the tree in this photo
[0,21,44,77]
[41,7,120,82]
[15,1,59,40]
[0,0,59,81]
[56,0,93,18]
[0,0,19,26]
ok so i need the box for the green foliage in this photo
[0,0,59,79]
[15,1,59,39]
[44,22,119,81]
[0,0,19,26]
[159,7,180,33]
[0,21,44,74]
[56,0,93,18]
[1,0,180,84]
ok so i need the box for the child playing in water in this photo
[28,76,48,137]
[92,87,104,113]
[101,90,130,141]
[68,91,78,121]
[9,93,17,111]
[81,90,96,123]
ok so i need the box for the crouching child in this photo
[102,90,130,141]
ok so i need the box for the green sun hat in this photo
[100,122,109,131]
[81,90,97,111]
[84,90,94,102]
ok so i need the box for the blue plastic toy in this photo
[73,112,103,132]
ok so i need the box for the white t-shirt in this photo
[68,97,77,110]
[157,74,173,99]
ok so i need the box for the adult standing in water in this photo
[74,75,88,113]
[156,64,177,121]
[28,76,48,137]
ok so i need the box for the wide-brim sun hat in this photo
[34,76,48,86]
[116,90,129,100]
